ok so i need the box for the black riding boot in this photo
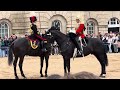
[82,37,87,47]
[74,37,84,56]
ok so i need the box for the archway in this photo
[49,14,67,34]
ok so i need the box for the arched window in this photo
[108,18,120,33]
[52,20,61,30]
[108,18,120,27]
[0,22,9,38]
[87,21,95,34]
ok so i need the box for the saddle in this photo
[26,36,40,49]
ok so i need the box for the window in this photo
[52,20,60,30]
[87,21,95,34]
[108,18,119,25]
[0,22,9,38]
[110,18,116,24]
[108,18,120,28]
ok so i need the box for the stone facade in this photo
[0,11,120,38]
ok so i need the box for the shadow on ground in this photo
[46,71,100,79]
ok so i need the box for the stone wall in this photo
[0,11,120,37]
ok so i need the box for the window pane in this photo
[5,29,8,33]
[2,34,4,38]
[89,31,91,34]
[89,27,92,30]
[5,33,8,37]
[1,25,4,28]
[111,22,113,24]
[113,18,115,21]
[2,29,4,33]
[92,30,94,33]
[111,18,114,21]
[87,31,89,34]
[117,21,119,24]
[5,24,8,28]
[88,31,90,34]
[91,27,93,30]
[91,23,93,26]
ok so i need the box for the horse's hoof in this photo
[41,74,44,77]
[99,74,106,78]
[15,76,19,79]
[22,74,26,79]
[64,73,67,77]
[45,74,48,77]
[68,72,71,76]
[24,77,27,79]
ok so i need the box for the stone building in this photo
[0,11,120,38]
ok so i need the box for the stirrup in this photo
[78,50,84,57]
[73,48,77,60]
[82,39,87,47]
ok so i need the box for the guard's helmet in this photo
[76,15,80,20]
[30,16,37,23]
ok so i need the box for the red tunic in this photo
[76,24,85,39]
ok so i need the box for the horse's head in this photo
[45,26,56,43]
[45,26,68,46]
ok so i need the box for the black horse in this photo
[8,34,51,79]
[45,27,108,78]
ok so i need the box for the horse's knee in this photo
[19,63,22,67]
[13,61,16,66]
[41,64,43,67]
[46,62,48,67]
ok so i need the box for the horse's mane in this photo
[50,29,68,39]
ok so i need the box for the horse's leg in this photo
[13,56,19,79]
[63,57,67,76]
[66,58,71,78]
[45,55,49,77]
[40,56,44,77]
[19,56,26,79]
[94,54,106,78]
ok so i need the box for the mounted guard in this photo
[68,15,87,57]
[29,14,47,53]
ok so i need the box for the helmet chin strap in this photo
[32,21,36,24]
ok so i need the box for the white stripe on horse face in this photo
[47,32,51,36]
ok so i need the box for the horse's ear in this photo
[50,26,56,30]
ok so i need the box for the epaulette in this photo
[29,24,33,34]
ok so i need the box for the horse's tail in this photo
[104,53,108,66]
[8,42,14,66]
